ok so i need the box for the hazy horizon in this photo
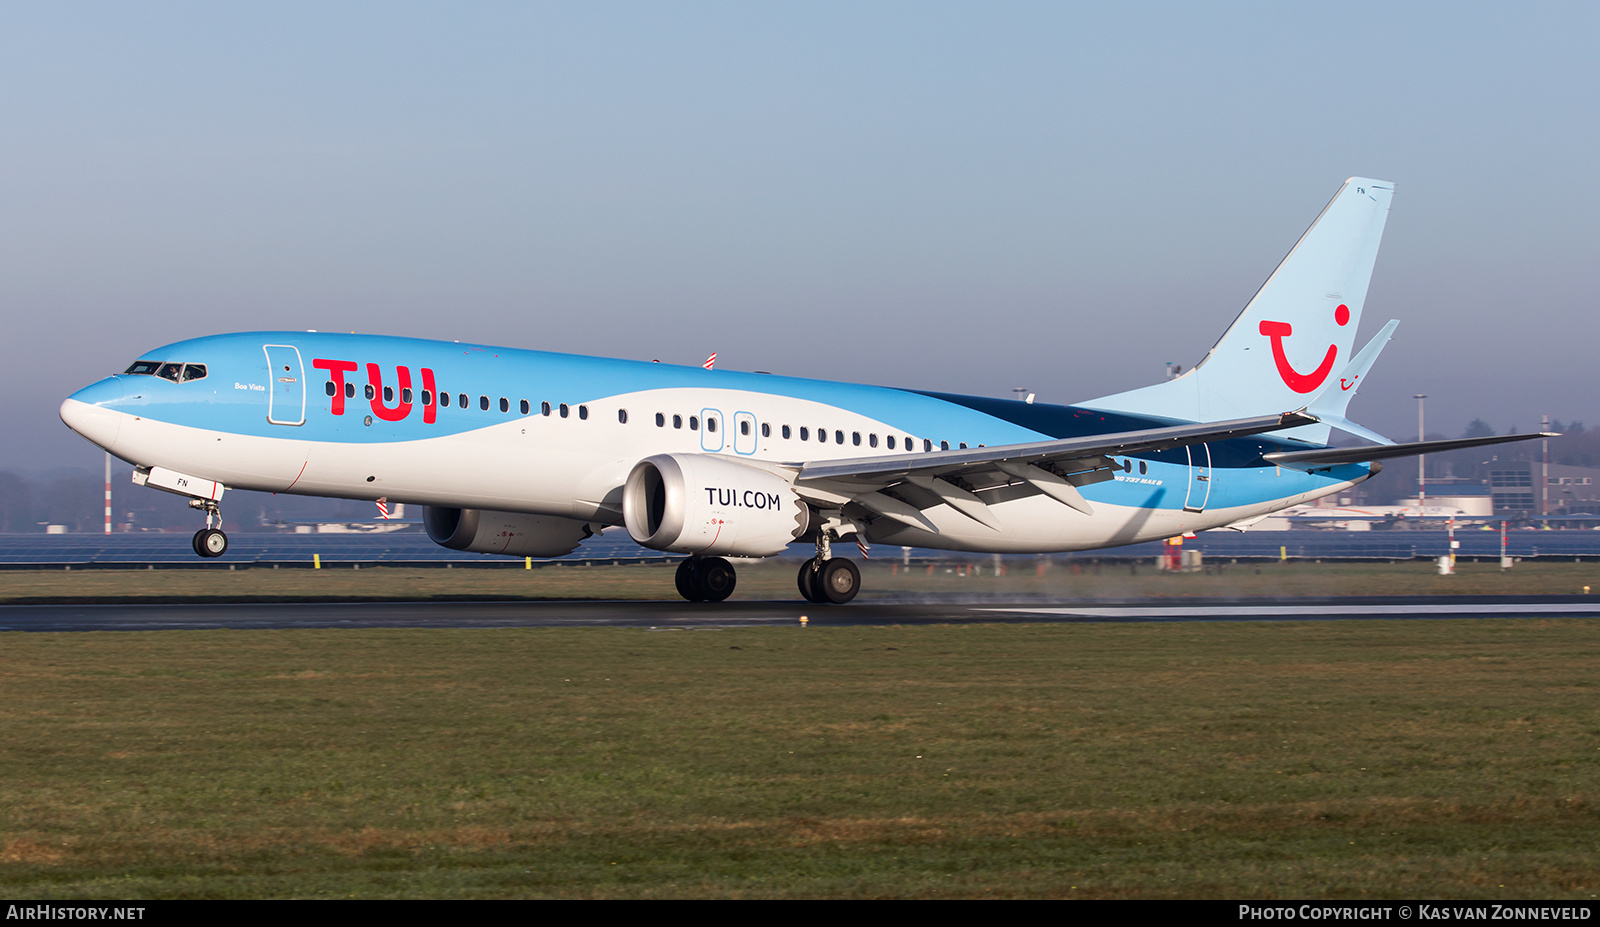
[7,2,1597,476]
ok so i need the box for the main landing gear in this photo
[672,534,862,605]
[189,499,228,558]
[675,556,738,602]
[797,556,860,604]
[797,531,861,604]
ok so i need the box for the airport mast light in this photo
[1415,394,1427,507]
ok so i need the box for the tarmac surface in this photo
[4,596,1600,632]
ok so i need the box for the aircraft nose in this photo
[60,378,126,452]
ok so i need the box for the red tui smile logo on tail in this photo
[1258,304,1349,393]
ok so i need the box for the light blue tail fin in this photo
[1082,177,1395,441]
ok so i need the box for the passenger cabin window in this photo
[579,405,588,420]
[440,392,451,408]
[479,395,489,411]
[422,390,432,406]
[520,399,530,414]
[559,403,569,418]
[542,401,552,416]
[499,397,509,413]
[940,441,949,451]
[761,423,770,438]
[365,385,376,400]
[706,417,716,432]
[384,386,394,402]
[835,430,844,444]
[689,416,699,430]
[852,432,861,446]
[325,382,336,397]
[402,388,412,404]
[458,393,467,408]
[673,414,683,429]
[799,427,809,441]
[618,409,628,424]
[869,434,878,448]
[655,413,665,427]
[740,420,750,436]
[345,383,355,399]
[782,425,791,439]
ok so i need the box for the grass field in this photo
[3,557,1599,604]
[2,618,1598,898]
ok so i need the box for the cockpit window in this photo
[124,360,208,382]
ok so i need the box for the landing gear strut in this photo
[189,499,228,558]
[675,556,737,602]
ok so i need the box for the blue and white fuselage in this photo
[61,330,1370,554]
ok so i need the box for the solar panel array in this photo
[0,531,663,567]
[0,529,1597,568]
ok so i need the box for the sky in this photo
[4,1,1597,475]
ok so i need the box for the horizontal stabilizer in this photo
[1263,432,1554,468]
[1311,414,1395,447]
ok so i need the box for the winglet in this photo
[1310,320,1396,413]
[1294,319,1399,444]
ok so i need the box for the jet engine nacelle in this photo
[623,453,808,557]
[424,506,593,557]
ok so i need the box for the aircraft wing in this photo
[1263,432,1554,468]
[791,410,1317,529]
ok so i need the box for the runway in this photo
[3,595,1599,632]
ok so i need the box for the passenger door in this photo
[263,344,306,425]
[1184,443,1212,512]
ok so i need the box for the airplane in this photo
[59,177,1549,603]
[1258,503,1490,531]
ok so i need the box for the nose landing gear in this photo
[131,466,230,560]
[188,499,228,558]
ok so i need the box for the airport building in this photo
[1487,462,1600,520]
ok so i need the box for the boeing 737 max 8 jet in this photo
[59,178,1546,602]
